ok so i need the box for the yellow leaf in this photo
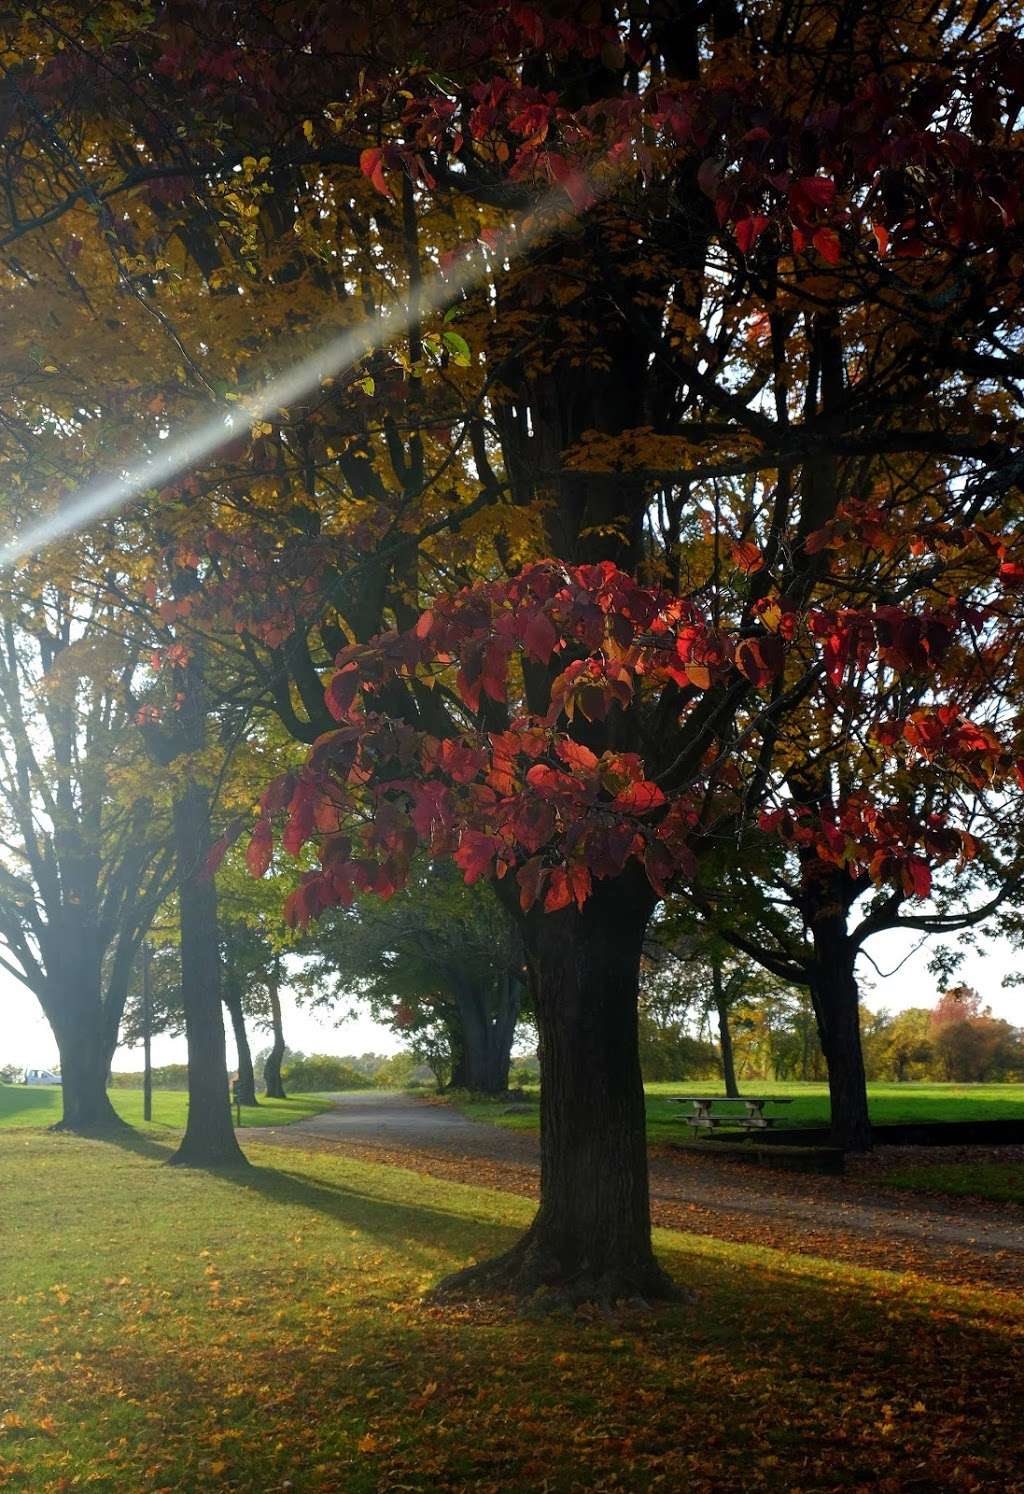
[357,1433,379,1454]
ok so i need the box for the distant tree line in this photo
[863,987,1024,1085]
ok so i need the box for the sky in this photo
[2,973,403,1073]
[3,923,1022,1075]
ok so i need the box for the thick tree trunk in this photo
[447,1036,468,1090]
[712,958,739,1098]
[263,967,287,1099]
[169,781,247,1167]
[435,873,680,1306]
[809,918,872,1152]
[224,986,258,1107]
[50,1000,124,1134]
[455,976,521,1094]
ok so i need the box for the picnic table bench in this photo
[668,1095,795,1136]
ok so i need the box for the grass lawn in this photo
[1,1130,1021,1492]
[457,1080,1024,1142]
[0,1084,333,1131]
[882,1161,1024,1206]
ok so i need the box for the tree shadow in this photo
[0,1084,60,1123]
[228,1161,522,1261]
[98,1126,522,1261]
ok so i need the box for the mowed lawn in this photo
[0,1084,333,1131]
[0,1131,1021,1493]
[460,1080,1024,1141]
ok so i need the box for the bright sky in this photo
[2,924,1021,1073]
[1,974,403,1073]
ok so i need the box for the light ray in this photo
[0,169,606,570]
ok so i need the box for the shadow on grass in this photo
[0,1084,60,1124]
[13,1220,1022,1494]
[98,1125,522,1263]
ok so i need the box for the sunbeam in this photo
[0,169,604,570]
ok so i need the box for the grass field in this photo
[1,1130,1021,1492]
[458,1080,1024,1141]
[0,1084,332,1131]
[882,1160,1024,1206]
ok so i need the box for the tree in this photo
[295,865,525,1095]
[6,2,1024,1298]
[0,589,174,1131]
[930,986,1024,1082]
[641,920,794,1094]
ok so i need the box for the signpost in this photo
[142,942,153,1123]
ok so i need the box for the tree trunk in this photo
[809,917,872,1152]
[224,985,258,1107]
[169,780,248,1167]
[435,872,680,1306]
[712,957,739,1098]
[50,999,124,1134]
[263,966,287,1099]
[454,975,521,1095]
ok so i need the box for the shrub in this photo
[109,1065,190,1090]
[279,1055,374,1092]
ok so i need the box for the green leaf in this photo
[442,330,471,367]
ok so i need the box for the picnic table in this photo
[668,1095,795,1136]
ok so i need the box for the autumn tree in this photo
[5,3,1024,1297]
[0,586,174,1130]
[294,865,525,1095]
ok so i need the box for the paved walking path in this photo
[242,1091,1024,1291]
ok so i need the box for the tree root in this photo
[49,1115,131,1138]
[167,1141,251,1169]
[429,1232,691,1312]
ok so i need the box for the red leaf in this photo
[812,227,841,264]
[734,215,768,254]
[512,798,556,853]
[359,146,392,198]
[795,175,836,210]
[566,863,591,909]
[526,762,578,799]
[872,222,889,254]
[246,819,273,879]
[735,635,784,687]
[555,739,599,773]
[730,539,764,574]
[517,855,545,911]
[453,829,497,885]
[643,839,675,896]
[544,866,573,912]
[325,664,359,721]
[902,856,931,899]
[609,780,666,814]
[546,154,597,213]
[522,608,558,665]
[204,819,244,878]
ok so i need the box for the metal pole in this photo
[142,942,153,1123]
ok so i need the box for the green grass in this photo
[0,1084,333,1131]
[1,1130,1021,1492]
[882,1161,1024,1206]
[456,1080,1024,1141]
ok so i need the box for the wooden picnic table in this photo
[668,1095,795,1135]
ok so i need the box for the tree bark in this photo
[223,984,258,1107]
[454,975,521,1094]
[809,915,872,1152]
[712,957,739,1098]
[435,872,681,1306]
[49,997,124,1133]
[263,964,287,1099]
[168,780,248,1167]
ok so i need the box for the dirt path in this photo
[242,1092,1024,1292]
